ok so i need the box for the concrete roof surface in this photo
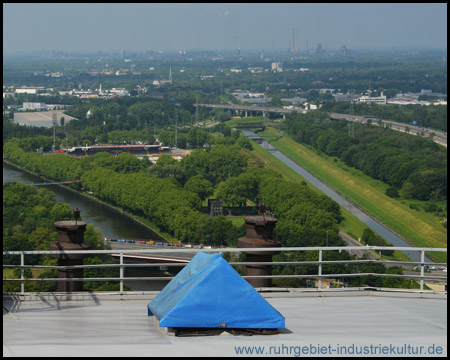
[3,291,447,357]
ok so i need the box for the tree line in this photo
[286,111,447,202]
[3,182,124,292]
[4,135,418,289]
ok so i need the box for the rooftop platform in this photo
[3,291,447,357]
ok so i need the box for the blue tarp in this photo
[147,251,285,329]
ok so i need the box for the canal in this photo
[3,161,163,241]
[242,131,433,263]
[3,162,185,291]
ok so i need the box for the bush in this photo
[385,187,399,198]
[409,203,420,210]
[424,203,438,213]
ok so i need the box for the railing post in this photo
[20,252,25,296]
[318,249,322,291]
[420,250,425,292]
[120,252,124,295]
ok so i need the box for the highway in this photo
[329,112,447,147]
[193,103,447,147]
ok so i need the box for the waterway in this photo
[3,161,162,241]
[242,131,433,263]
[3,161,176,291]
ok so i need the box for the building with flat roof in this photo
[3,290,447,357]
[22,102,47,110]
[357,94,387,105]
[13,110,78,128]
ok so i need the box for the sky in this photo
[3,3,447,54]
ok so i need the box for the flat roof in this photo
[13,110,77,128]
[3,291,447,357]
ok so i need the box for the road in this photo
[193,104,447,147]
[338,231,378,259]
[329,112,447,147]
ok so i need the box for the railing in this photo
[3,246,447,296]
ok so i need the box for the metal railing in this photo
[3,246,447,296]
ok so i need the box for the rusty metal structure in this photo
[50,208,91,292]
[237,203,281,288]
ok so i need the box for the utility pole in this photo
[65,124,68,155]
[195,94,199,126]
[52,112,57,152]
[175,102,180,148]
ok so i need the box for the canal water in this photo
[3,161,174,291]
[242,131,432,263]
[3,162,162,240]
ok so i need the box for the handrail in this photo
[3,247,447,296]
[3,245,447,254]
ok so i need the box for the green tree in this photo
[184,175,214,202]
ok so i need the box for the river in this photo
[242,131,433,263]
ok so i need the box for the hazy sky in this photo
[3,3,447,53]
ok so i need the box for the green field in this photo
[257,127,446,262]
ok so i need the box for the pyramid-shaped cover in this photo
[147,251,285,329]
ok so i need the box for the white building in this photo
[15,88,38,94]
[23,102,47,110]
[357,93,387,105]
[271,62,283,72]
[108,88,129,96]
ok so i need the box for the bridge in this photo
[29,179,81,186]
[234,122,265,129]
[194,103,306,118]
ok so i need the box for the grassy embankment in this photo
[227,118,370,245]
[257,126,447,263]
[242,135,395,259]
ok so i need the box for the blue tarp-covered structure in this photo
[147,252,285,329]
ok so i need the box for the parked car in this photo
[185,244,192,248]
[128,240,135,244]
[147,240,154,245]
[156,242,164,246]
[175,243,182,247]
[139,241,146,245]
